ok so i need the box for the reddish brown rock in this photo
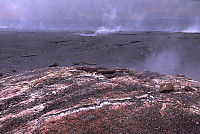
[11,70,17,73]
[159,83,174,93]
[176,74,185,77]
[49,63,60,67]
[74,61,97,66]
[0,66,199,133]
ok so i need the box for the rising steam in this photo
[95,8,121,34]
[80,8,121,36]
[182,18,200,33]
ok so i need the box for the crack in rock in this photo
[43,98,133,118]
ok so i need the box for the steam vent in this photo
[0,66,200,133]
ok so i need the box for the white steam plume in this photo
[80,7,122,36]
[182,18,200,33]
[95,8,121,35]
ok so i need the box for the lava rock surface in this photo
[0,66,200,133]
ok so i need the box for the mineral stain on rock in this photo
[0,66,199,133]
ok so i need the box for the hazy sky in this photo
[0,0,200,20]
[0,0,200,30]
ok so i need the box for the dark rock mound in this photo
[0,67,199,133]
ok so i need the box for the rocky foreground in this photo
[0,66,200,133]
